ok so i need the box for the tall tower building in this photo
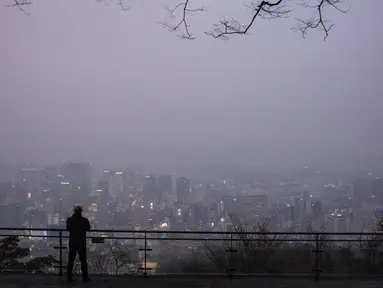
[143,174,157,205]
[18,167,41,198]
[176,177,190,206]
[96,180,109,229]
[157,175,172,203]
[353,178,371,199]
[109,170,126,198]
[62,162,92,207]
[372,178,383,198]
[42,166,58,183]
[310,199,322,220]
[0,182,12,204]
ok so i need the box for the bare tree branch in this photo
[205,0,290,40]
[89,250,109,275]
[159,0,207,40]
[6,0,350,40]
[95,0,129,11]
[293,0,350,40]
[6,0,32,15]
[117,0,129,11]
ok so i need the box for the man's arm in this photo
[66,217,72,231]
[85,218,91,231]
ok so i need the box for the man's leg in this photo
[78,245,89,281]
[67,245,76,281]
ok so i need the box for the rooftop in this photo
[1,274,383,288]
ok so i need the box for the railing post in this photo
[54,230,66,276]
[311,232,323,280]
[59,231,63,276]
[225,232,237,278]
[138,231,152,277]
[229,233,233,278]
[144,231,147,277]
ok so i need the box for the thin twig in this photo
[294,0,350,40]
[160,0,207,40]
[6,0,32,15]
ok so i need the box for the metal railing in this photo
[1,227,383,279]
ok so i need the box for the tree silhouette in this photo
[106,241,139,275]
[7,0,350,40]
[204,215,294,274]
[0,236,30,270]
[89,249,110,275]
[0,236,58,272]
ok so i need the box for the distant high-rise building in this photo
[26,208,48,229]
[288,204,296,222]
[62,162,92,206]
[371,178,383,198]
[97,181,109,204]
[157,175,172,203]
[204,185,221,203]
[171,176,177,203]
[310,199,322,220]
[325,209,350,238]
[237,194,268,220]
[0,203,22,228]
[176,177,190,205]
[353,178,371,199]
[101,170,112,183]
[42,165,58,183]
[17,167,41,196]
[109,170,127,198]
[26,207,48,237]
[127,169,138,187]
[281,204,295,222]
[373,208,383,225]
[96,180,109,228]
[187,202,209,229]
[0,182,12,204]
[12,183,31,209]
[54,181,80,217]
[124,169,139,198]
[143,174,157,204]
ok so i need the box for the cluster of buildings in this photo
[0,163,383,239]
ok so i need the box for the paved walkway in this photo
[0,274,383,288]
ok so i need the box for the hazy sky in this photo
[1,0,382,175]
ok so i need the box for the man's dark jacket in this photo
[66,213,91,246]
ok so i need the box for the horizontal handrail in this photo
[0,227,383,236]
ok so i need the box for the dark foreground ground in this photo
[1,274,383,288]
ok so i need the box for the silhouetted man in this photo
[66,204,91,282]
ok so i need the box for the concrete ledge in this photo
[1,273,383,288]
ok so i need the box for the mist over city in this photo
[0,0,383,281]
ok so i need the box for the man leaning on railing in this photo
[66,204,91,283]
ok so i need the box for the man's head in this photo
[74,204,83,215]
